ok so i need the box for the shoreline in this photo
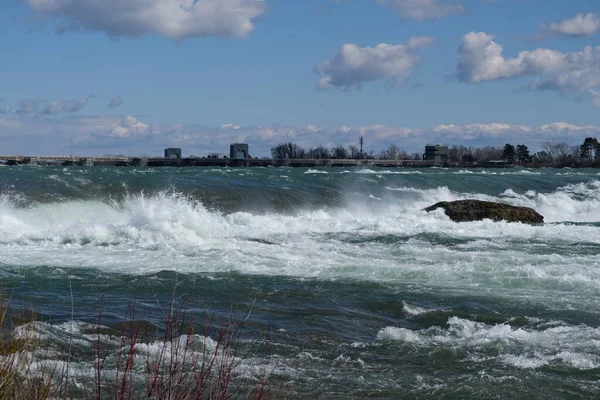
[1,155,598,169]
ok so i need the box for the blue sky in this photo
[0,0,599,157]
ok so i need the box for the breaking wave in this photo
[377,316,600,370]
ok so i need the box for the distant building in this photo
[423,145,449,165]
[165,148,182,159]
[230,143,249,160]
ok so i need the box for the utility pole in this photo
[359,137,364,159]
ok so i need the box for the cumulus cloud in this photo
[108,116,150,138]
[315,36,434,90]
[542,12,600,37]
[434,122,600,141]
[108,96,124,109]
[457,31,600,105]
[24,0,267,40]
[2,110,599,157]
[376,0,465,20]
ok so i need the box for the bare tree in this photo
[379,144,410,160]
[542,140,570,163]
[473,146,503,162]
[271,142,306,159]
[331,145,349,159]
[410,152,421,160]
[569,145,581,163]
[448,145,473,163]
[348,145,360,159]
[380,144,400,160]
[307,145,330,159]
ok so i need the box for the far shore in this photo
[1,154,599,169]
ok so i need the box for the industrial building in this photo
[230,143,250,160]
[164,148,182,159]
[423,145,449,165]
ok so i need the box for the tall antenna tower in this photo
[70,139,74,158]
[359,137,364,158]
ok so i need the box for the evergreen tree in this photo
[515,144,530,165]
[502,143,516,163]
[580,137,599,163]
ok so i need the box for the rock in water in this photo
[424,200,544,223]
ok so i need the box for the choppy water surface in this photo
[1,166,600,398]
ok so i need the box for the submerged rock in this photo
[424,200,544,223]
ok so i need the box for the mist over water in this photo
[1,166,600,398]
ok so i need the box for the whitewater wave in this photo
[383,180,600,223]
[453,169,542,176]
[376,317,600,370]
[499,180,600,222]
[0,179,599,304]
[355,169,423,175]
[402,301,440,316]
[2,180,599,257]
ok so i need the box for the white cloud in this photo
[24,0,267,40]
[543,12,600,37]
[434,122,600,141]
[315,37,434,90]
[108,116,150,138]
[376,0,465,20]
[1,112,599,157]
[221,123,241,130]
[457,31,600,105]
[108,96,124,109]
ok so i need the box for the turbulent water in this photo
[1,165,600,398]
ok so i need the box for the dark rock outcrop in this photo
[424,200,544,223]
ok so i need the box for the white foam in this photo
[377,317,600,370]
[0,181,599,309]
[402,301,439,316]
[9,319,282,393]
[499,180,600,222]
[304,169,328,174]
[355,169,423,175]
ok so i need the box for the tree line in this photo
[271,142,422,161]
[271,137,600,167]
[453,137,600,166]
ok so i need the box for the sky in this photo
[0,0,599,157]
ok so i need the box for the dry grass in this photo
[0,291,285,400]
[0,290,60,400]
